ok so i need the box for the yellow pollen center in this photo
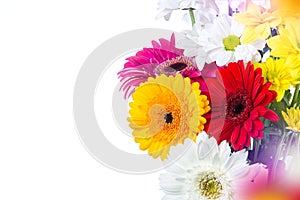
[199,173,223,199]
[223,35,240,51]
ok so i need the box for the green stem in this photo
[189,9,195,27]
[291,84,300,107]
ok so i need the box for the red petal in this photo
[250,109,259,120]
[238,126,248,146]
[253,92,266,107]
[231,126,243,150]
[253,119,264,130]
[218,122,234,142]
[256,106,267,116]
[245,133,251,147]
[244,119,253,132]
[264,109,279,122]
[249,129,259,138]
[257,130,263,139]
[244,62,255,93]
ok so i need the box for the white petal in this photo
[216,15,232,36]
[231,17,245,36]
[250,38,266,50]
[262,50,270,62]
[197,133,219,161]
[175,143,199,168]
[159,172,191,195]
[234,44,261,62]
[218,140,231,164]
[213,49,233,66]
[195,55,206,70]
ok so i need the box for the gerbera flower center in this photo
[223,35,240,51]
[154,56,194,75]
[226,89,253,124]
[199,173,223,199]
[164,112,173,124]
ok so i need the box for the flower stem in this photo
[291,84,300,107]
[189,9,195,27]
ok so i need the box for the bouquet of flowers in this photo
[117,0,300,199]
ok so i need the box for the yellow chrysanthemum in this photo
[282,108,300,132]
[128,74,210,160]
[234,3,281,44]
[267,18,300,75]
[254,58,295,101]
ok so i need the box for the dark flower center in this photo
[164,112,173,124]
[234,102,245,115]
[166,62,187,72]
[154,56,194,76]
[226,89,253,124]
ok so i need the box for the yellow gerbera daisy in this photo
[282,108,300,132]
[267,18,300,75]
[128,74,210,160]
[254,58,295,101]
[234,3,281,44]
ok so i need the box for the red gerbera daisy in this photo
[118,33,205,98]
[205,60,279,150]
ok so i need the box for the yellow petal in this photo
[255,23,271,39]
[241,26,258,44]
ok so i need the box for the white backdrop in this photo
[0,0,190,199]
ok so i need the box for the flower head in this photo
[234,2,281,44]
[177,22,211,69]
[197,15,264,66]
[160,133,267,199]
[254,58,295,101]
[282,108,300,133]
[128,74,210,160]
[156,0,219,22]
[205,60,279,150]
[267,18,300,76]
[118,34,202,99]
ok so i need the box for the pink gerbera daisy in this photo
[118,33,203,98]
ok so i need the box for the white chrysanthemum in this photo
[198,15,265,66]
[156,0,197,20]
[156,0,219,22]
[177,23,212,70]
[186,0,219,25]
[160,133,265,200]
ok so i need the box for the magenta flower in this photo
[118,33,202,98]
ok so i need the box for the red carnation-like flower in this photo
[205,60,279,150]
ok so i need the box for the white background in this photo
[0,0,190,199]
